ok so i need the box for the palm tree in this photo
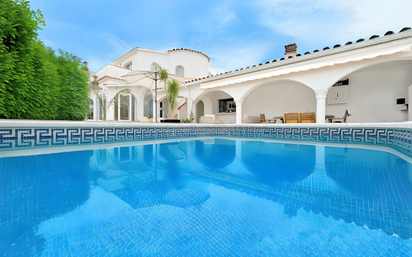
[157,66,180,119]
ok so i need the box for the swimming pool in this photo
[1,137,411,256]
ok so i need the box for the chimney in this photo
[284,43,297,58]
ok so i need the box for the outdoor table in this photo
[273,115,336,123]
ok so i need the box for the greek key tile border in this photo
[1,126,411,156]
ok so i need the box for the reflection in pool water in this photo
[0,139,411,256]
[241,141,316,183]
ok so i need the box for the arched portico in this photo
[240,79,316,123]
[193,89,236,123]
[324,59,412,123]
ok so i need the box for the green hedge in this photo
[0,0,89,120]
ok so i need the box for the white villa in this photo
[88,27,412,124]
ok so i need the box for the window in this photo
[176,66,184,77]
[151,63,159,71]
[218,98,236,113]
[125,62,132,70]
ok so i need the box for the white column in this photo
[107,103,114,121]
[117,94,121,121]
[152,92,157,123]
[129,94,132,121]
[315,89,327,123]
[93,95,98,121]
[105,92,115,121]
[193,100,198,123]
[235,99,243,124]
[187,89,192,120]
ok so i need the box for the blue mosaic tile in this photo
[1,126,412,157]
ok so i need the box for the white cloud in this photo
[254,0,412,46]
[100,32,132,56]
[219,12,237,23]
[341,0,412,39]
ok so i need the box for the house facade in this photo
[88,47,211,121]
[89,27,412,124]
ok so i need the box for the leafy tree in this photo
[60,67,90,120]
[167,79,180,114]
[0,0,42,118]
[0,0,89,120]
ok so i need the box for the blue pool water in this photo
[1,138,412,256]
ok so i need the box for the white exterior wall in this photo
[243,81,316,118]
[95,65,131,78]
[326,62,412,123]
[168,51,210,78]
[109,48,210,78]
[134,50,169,71]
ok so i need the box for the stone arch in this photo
[241,79,316,121]
[325,56,412,91]
[142,89,153,118]
[196,100,204,123]
[240,78,313,102]
[192,89,236,123]
[324,58,412,123]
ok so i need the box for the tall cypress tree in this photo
[0,0,89,120]
[0,0,41,118]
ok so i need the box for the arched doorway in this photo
[196,100,204,123]
[114,93,138,121]
[143,90,153,118]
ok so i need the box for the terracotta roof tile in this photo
[167,48,210,61]
[98,75,127,82]
[184,27,411,84]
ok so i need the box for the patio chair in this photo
[300,112,316,123]
[331,110,351,123]
[260,114,276,124]
[283,112,300,123]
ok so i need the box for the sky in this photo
[29,0,412,74]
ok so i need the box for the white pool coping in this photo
[1,119,412,129]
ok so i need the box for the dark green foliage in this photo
[0,0,89,120]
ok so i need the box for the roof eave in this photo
[185,30,412,86]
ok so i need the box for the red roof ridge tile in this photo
[98,75,127,82]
